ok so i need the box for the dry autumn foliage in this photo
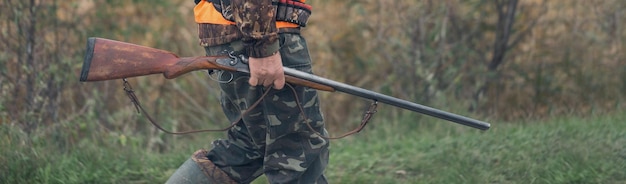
[1,0,624,136]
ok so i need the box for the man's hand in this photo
[248,52,285,90]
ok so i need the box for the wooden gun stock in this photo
[80,37,335,92]
[80,37,490,130]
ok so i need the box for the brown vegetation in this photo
[1,0,624,138]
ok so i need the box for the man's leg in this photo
[167,33,330,184]
[167,41,267,184]
[261,33,330,183]
[165,149,237,184]
[207,34,329,183]
[205,71,269,183]
[203,41,270,183]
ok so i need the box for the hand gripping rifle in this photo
[80,37,491,131]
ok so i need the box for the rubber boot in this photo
[166,149,237,184]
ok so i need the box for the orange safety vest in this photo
[194,0,300,28]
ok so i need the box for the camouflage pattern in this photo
[184,1,325,182]
[210,0,234,21]
[198,0,312,58]
[198,23,243,48]
[211,0,312,28]
[200,33,329,184]
[231,0,279,58]
[274,0,311,27]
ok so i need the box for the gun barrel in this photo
[283,68,491,130]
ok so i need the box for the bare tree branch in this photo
[488,0,518,71]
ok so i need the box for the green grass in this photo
[327,113,626,183]
[2,112,625,184]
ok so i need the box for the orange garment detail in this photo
[194,0,299,28]
[194,0,235,25]
[276,21,299,28]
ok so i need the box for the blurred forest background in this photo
[1,0,625,183]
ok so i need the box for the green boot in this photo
[166,149,237,184]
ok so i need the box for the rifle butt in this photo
[79,37,181,82]
[79,38,96,82]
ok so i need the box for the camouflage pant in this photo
[203,33,329,184]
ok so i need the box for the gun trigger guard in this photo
[211,52,247,84]
[207,70,234,84]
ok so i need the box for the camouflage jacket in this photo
[196,0,311,58]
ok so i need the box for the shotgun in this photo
[80,37,491,130]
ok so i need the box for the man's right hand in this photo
[248,52,285,90]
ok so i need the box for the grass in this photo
[327,113,626,183]
[2,112,625,183]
